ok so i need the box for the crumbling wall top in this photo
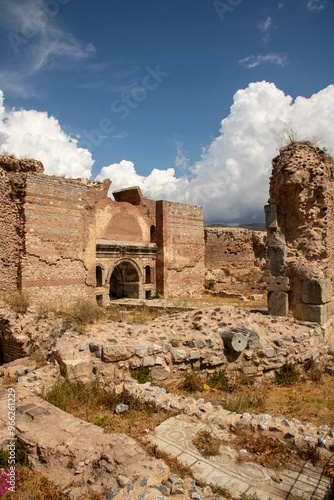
[0,155,44,174]
[113,186,144,205]
[270,143,334,196]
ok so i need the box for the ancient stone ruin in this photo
[265,142,334,326]
[204,227,266,294]
[0,155,205,303]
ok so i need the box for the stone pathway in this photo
[0,379,332,499]
[147,414,331,499]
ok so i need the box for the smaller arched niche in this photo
[150,225,156,243]
[96,266,103,287]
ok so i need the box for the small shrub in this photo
[240,494,260,500]
[130,366,152,384]
[95,415,109,427]
[275,362,299,385]
[5,291,30,313]
[304,358,322,382]
[0,442,26,468]
[324,484,334,500]
[298,443,321,466]
[69,298,103,328]
[208,371,228,391]
[210,485,232,497]
[170,338,180,347]
[192,430,221,457]
[179,369,202,392]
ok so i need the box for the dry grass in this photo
[43,378,170,439]
[261,374,334,427]
[166,370,334,427]
[230,427,323,470]
[192,430,221,457]
[2,291,30,313]
[35,300,161,331]
[143,443,194,478]
[1,466,63,500]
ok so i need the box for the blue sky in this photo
[1,0,334,223]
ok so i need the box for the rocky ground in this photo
[1,298,334,499]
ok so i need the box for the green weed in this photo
[275,362,299,386]
[130,366,152,384]
[179,369,202,392]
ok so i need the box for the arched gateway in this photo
[109,260,140,299]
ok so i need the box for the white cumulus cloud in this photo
[95,160,188,201]
[0,89,93,177]
[2,83,334,224]
[96,82,334,224]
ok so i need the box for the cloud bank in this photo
[96,82,334,223]
[1,82,334,223]
[0,89,93,177]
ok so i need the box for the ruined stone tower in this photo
[265,142,334,324]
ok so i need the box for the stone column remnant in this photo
[264,142,334,324]
[265,203,289,316]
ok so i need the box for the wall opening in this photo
[145,290,151,299]
[150,225,156,243]
[96,294,103,305]
[145,265,152,284]
[109,261,140,299]
[96,266,103,287]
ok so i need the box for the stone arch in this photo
[108,259,141,299]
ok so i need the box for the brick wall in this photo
[95,187,156,243]
[204,228,266,292]
[156,201,205,297]
[21,173,99,301]
[0,169,25,291]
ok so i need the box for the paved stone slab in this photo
[148,414,331,499]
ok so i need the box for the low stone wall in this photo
[204,227,266,293]
[1,305,332,386]
[0,307,63,364]
[52,306,332,385]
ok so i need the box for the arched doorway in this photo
[109,261,140,299]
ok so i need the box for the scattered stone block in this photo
[135,343,148,358]
[151,364,170,381]
[143,356,155,367]
[302,279,332,305]
[60,359,93,380]
[171,349,187,363]
[102,345,136,362]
